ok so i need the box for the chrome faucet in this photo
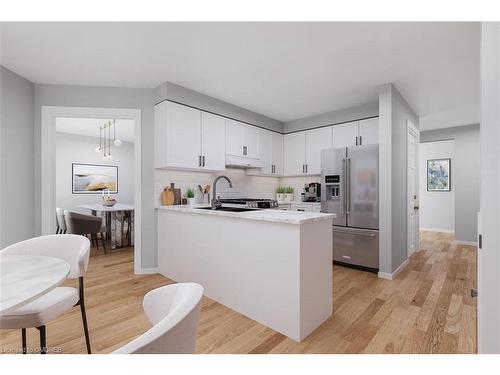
[212,175,233,209]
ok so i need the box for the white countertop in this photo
[277,201,321,205]
[157,205,334,224]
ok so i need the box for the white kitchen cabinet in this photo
[271,132,284,175]
[332,118,379,148]
[284,132,306,176]
[201,112,226,170]
[305,127,333,175]
[226,119,260,159]
[165,101,202,169]
[249,130,283,176]
[332,121,359,148]
[154,101,226,171]
[358,117,378,145]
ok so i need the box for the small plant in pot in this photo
[276,186,285,202]
[284,186,294,202]
[186,188,196,206]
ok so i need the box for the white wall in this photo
[478,21,500,354]
[419,140,455,232]
[0,66,35,248]
[56,132,134,213]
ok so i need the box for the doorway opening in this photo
[41,106,142,273]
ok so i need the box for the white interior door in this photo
[407,120,420,258]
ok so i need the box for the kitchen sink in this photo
[196,206,261,213]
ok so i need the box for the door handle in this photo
[346,158,351,215]
[243,146,247,156]
[341,158,346,214]
[198,155,202,167]
[202,155,205,167]
[334,228,376,237]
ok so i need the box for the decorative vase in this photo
[284,193,293,202]
[187,197,196,207]
[276,193,284,202]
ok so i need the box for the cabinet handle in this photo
[355,136,358,146]
[198,155,202,167]
[359,135,362,145]
[302,164,305,173]
[306,164,308,173]
[202,155,205,167]
[243,146,247,156]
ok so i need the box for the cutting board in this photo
[170,183,182,205]
[160,187,175,206]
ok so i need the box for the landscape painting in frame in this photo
[72,163,118,194]
[427,158,451,192]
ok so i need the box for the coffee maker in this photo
[301,182,321,202]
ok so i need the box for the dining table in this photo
[0,254,70,315]
[76,203,134,250]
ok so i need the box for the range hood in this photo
[225,155,263,169]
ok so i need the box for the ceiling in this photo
[1,22,480,129]
[56,117,135,142]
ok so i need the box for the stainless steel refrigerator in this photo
[321,145,379,272]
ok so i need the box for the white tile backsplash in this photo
[155,169,321,206]
[155,168,280,206]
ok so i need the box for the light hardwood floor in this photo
[0,231,477,354]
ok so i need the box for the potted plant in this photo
[284,186,294,202]
[186,188,196,206]
[276,186,285,202]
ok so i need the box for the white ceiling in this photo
[1,22,480,129]
[56,117,135,142]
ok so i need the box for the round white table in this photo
[0,254,70,315]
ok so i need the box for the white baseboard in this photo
[420,228,455,234]
[378,259,409,280]
[137,267,158,275]
[454,240,477,246]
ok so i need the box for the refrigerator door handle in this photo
[334,228,376,237]
[346,157,351,215]
[341,158,346,214]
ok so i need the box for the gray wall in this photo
[378,83,419,275]
[34,84,156,268]
[56,132,135,214]
[156,82,284,133]
[0,66,35,248]
[420,124,480,243]
[283,101,379,133]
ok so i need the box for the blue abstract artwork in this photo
[427,158,451,191]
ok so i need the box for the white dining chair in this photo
[56,208,67,234]
[113,283,203,354]
[0,234,91,354]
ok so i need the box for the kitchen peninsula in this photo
[157,205,334,342]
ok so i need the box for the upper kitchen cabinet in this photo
[358,117,379,145]
[201,112,226,170]
[271,132,284,175]
[154,101,225,171]
[284,127,332,176]
[248,129,283,176]
[226,119,260,159]
[305,126,333,175]
[332,121,359,148]
[284,132,306,176]
[332,118,379,148]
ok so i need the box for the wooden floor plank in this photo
[0,231,477,354]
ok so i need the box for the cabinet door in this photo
[271,132,284,175]
[166,101,201,168]
[242,125,260,159]
[358,117,379,145]
[332,121,359,148]
[226,119,243,156]
[201,112,226,170]
[259,129,273,174]
[283,132,306,176]
[305,126,333,175]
